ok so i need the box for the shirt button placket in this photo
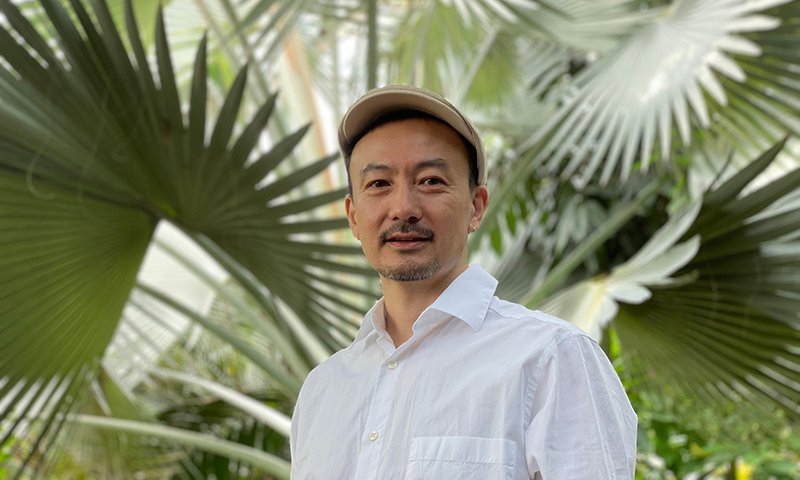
[353,357,402,480]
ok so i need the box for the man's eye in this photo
[422,177,443,186]
[367,179,389,188]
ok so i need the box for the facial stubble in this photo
[376,223,440,282]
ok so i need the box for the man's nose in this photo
[390,184,422,223]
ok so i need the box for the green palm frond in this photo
[387,0,520,106]
[73,413,291,479]
[711,1,800,156]
[0,0,371,471]
[537,140,800,436]
[540,198,701,339]
[515,0,799,187]
[474,0,799,254]
[97,258,300,477]
[103,226,218,393]
[0,169,152,472]
[153,388,290,479]
[617,140,800,427]
[48,369,189,479]
[525,0,657,53]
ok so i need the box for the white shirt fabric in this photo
[290,264,637,479]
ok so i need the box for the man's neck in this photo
[380,265,467,347]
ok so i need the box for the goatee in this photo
[378,259,441,282]
[377,222,438,281]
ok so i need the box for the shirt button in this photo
[368,431,379,441]
[387,361,398,370]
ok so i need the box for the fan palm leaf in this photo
[473,0,800,259]
[539,140,800,434]
[0,0,371,471]
[516,0,798,186]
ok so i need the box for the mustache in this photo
[379,222,435,243]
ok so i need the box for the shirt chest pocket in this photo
[404,436,516,480]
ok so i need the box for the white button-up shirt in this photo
[291,265,637,479]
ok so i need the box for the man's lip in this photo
[385,235,430,242]
[379,223,435,244]
[385,238,429,250]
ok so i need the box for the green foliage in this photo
[158,392,289,479]
[610,328,799,480]
[615,140,800,433]
[634,407,799,479]
[0,442,9,479]
[0,0,369,475]
[2,0,800,478]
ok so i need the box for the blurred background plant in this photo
[1,0,798,478]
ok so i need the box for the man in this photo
[290,85,637,479]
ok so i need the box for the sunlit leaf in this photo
[514,0,797,187]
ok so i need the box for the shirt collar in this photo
[353,300,385,344]
[425,264,497,331]
[353,264,498,343]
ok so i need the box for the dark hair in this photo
[342,110,479,195]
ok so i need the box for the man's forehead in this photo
[354,117,465,151]
[361,112,455,140]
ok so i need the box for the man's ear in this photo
[468,185,489,233]
[345,194,360,240]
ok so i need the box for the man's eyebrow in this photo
[359,163,391,178]
[359,158,450,178]
[415,158,450,172]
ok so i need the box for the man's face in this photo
[345,117,488,286]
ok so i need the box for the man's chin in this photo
[377,261,440,282]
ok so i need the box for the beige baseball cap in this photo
[338,85,486,185]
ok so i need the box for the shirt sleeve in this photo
[524,333,637,479]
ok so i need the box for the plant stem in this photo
[71,414,291,479]
[366,0,378,89]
